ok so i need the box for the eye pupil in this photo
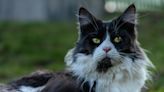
[114,36,122,43]
[92,38,100,44]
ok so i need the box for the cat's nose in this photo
[103,47,111,53]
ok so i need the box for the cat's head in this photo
[65,4,152,81]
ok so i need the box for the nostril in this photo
[103,47,111,53]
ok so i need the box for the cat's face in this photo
[65,4,144,80]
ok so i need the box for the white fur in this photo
[19,86,45,92]
[65,33,154,92]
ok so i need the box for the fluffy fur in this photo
[64,4,154,92]
[65,48,153,92]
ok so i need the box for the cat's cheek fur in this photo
[67,53,98,80]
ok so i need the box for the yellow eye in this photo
[92,38,100,44]
[114,36,122,43]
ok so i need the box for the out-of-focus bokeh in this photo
[0,0,163,92]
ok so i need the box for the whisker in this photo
[119,52,137,55]
[118,52,142,59]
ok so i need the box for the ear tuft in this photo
[78,7,96,26]
[79,7,90,17]
[124,4,136,15]
[121,4,137,24]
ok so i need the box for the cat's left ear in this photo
[120,4,137,24]
[78,7,98,26]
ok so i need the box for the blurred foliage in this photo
[106,0,163,11]
[0,12,163,92]
[138,13,164,92]
[0,22,77,82]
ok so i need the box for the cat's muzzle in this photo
[96,57,113,73]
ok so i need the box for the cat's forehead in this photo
[103,21,115,30]
[80,19,127,37]
[80,24,111,39]
[102,20,130,34]
[97,20,116,34]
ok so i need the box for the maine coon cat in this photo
[64,4,154,92]
[0,4,154,92]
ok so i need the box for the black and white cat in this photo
[64,4,154,92]
[3,4,154,92]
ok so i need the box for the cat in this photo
[1,4,154,92]
[63,4,154,92]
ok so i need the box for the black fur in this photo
[41,72,95,92]
[9,71,95,92]
[96,57,113,72]
[9,71,54,89]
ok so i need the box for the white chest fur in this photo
[19,86,45,92]
[93,66,147,92]
[95,79,142,92]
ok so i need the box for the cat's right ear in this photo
[119,4,137,24]
[77,7,97,26]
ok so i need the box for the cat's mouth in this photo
[96,57,113,73]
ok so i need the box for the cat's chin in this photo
[96,57,113,73]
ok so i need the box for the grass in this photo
[0,13,163,92]
[0,22,77,82]
[138,14,164,92]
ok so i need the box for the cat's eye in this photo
[92,38,100,44]
[114,36,122,43]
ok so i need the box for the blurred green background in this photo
[0,0,164,92]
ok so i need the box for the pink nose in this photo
[103,47,111,53]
